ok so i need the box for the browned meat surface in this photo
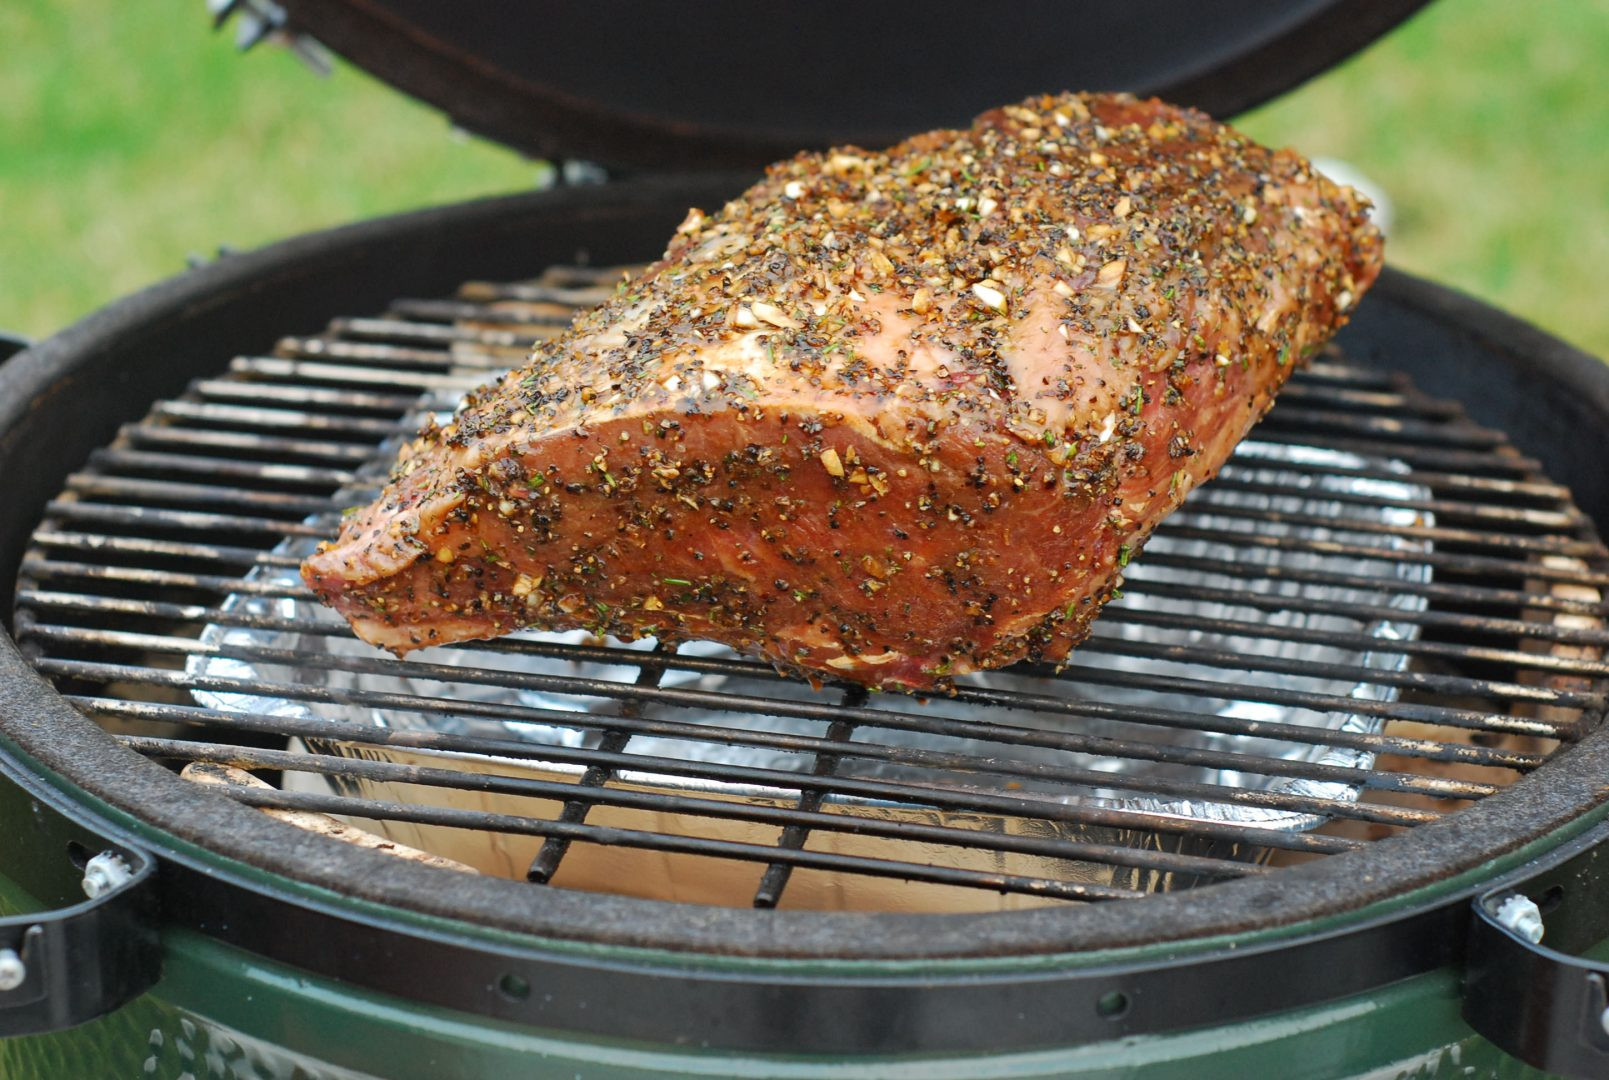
[303,92,1383,692]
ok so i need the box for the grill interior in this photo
[13,264,1608,914]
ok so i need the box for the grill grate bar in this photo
[18,595,1557,768]
[29,502,1609,638]
[1123,577,1609,651]
[525,644,670,885]
[121,735,1260,886]
[1244,430,1541,477]
[1288,360,1397,388]
[30,520,1608,632]
[331,316,539,349]
[19,558,310,598]
[77,697,1362,856]
[273,337,508,371]
[232,356,494,393]
[1253,405,1505,450]
[23,637,1505,808]
[1164,501,1600,557]
[1071,634,1601,710]
[754,688,864,909]
[151,399,402,436]
[206,783,1138,903]
[1134,548,1602,618]
[1215,455,1573,504]
[1106,604,1607,682]
[22,547,1609,680]
[59,477,336,517]
[86,449,357,489]
[15,569,1609,721]
[40,504,332,540]
[1271,381,1462,417]
[1154,522,1609,589]
[24,575,1593,714]
[49,492,1607,591]
[117,424,376,464]
[25,540,1609,701]
[1185,476,1580,531]
[190,379,424,413]
[35,654,1454,832]
[387,297,580,326]
[454,279,627,307]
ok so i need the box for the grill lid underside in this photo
[269,0,1433,169]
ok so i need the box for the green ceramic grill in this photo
[2,3,1607,1077]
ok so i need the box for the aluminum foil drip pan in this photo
[187,394,1433,910]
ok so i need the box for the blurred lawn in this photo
[1,0,1605,358]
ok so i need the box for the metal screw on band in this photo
[81,852,133,900]
[1492,894,1545,944]
[0,949,25,992]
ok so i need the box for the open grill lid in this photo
[270,0,1433,170]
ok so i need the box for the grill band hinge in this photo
[1463,815,1609,1079]
[0,747,160,1037]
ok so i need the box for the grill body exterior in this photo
[0,179,1606,1078]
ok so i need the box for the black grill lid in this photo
[276,0,1432,170]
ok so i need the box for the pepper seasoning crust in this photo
[303,91,1383,692]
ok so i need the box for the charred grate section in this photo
[13,264,1608,912]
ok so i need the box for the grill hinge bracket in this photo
[0,748,161,1037]
[1463,815,1609,1079]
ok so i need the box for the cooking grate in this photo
[12,264,1608,913]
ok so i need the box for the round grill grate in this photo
[14,263,1608,914]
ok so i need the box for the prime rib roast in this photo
[303,91,1384,692]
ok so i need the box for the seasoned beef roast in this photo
[303,91,1384,691]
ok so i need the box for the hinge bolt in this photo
[1494,893,1545,944]
[0,948,24,991]
[81,852,134,899]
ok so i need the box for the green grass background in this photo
[2,1,1605,358]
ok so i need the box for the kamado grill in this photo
[3,2,1608,1077]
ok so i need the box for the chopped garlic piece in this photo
[1095,258,1127,290]
[751,301,800,329]
[972,282,1007,312]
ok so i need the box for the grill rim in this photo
[0,177,1606,962]
[5,640,1608,964]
